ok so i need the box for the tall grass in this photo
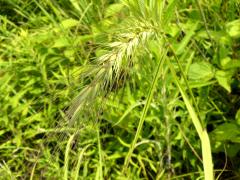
[1,0,240,179]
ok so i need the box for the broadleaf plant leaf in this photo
[188,61,215,82]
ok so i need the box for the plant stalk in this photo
[123,47,168,173]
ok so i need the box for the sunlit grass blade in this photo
[73,144,92,180]
[96,128,103,180]
[167,58,214,180]
[64,133,77,180]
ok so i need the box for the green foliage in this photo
[0,0,240,179]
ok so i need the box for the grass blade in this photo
[64,133,76,180]
[123,47,168,173]
[167,58,214,180]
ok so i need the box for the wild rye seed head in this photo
[66,28,155,124]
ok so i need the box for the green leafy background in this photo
[0,0,240,179]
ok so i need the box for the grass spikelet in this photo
[67,28,154,124]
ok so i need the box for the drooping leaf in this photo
[226,19,240,38]
[215,70,234,93]
[211,123,240,143]
[52,37,70,48]
[220,57,240,70]
[188,61,215,82]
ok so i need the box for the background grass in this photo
[0,0,240,179]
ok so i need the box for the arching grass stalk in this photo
[73,144,92,180]
[64,133,77,180]
[166,58,214,180]
[123,47,168,173]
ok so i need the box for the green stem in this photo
[123,48,168,173]
[167,58,214,180]
[96,128,103,180]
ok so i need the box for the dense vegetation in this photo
[0,0,240,179]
